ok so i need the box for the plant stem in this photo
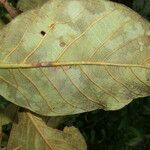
[0,0,20,18]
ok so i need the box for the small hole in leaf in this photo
[40,31,46,36]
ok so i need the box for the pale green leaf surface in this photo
[17,0,49,11]
[0,0,149,116]
[7,112,87,150]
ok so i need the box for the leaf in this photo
[0,127,2,145]
[133,0,150,20]
[0,17,7,29]
[0,14,12,29]
[0,103,17,127]
[43,116,66,128]
[7,112,87,150]
[17,0,49,11]
[0,20,4,29]
[126,127,143,146]
[0,103,17,146]
[0,0,149,116]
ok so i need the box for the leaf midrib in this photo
[0,61,149,69]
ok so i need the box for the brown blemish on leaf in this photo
[49,23,55,30]
[59,41,66,47]
[33,62,53,67]
[145,35,150,41]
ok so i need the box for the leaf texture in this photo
[17,0,49,11]
[0,104,17,145]
[0,0,149,116]
[7,112,87,150]
[43,116,66,128]
[0,21,4,29]
[0,104,17,127]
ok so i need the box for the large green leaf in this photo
[7,112,87,150]
[0,0,149,116]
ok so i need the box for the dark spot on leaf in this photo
[59,42,66,47]
[40,31,46,36]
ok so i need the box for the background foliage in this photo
[0,0,150,150]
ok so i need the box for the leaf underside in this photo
[0,104,17,127]
[17,0,49,11]
[0,104,17,145]
[0,0,149,116]
[7,112,87,150]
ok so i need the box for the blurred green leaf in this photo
[133,0,150,20]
